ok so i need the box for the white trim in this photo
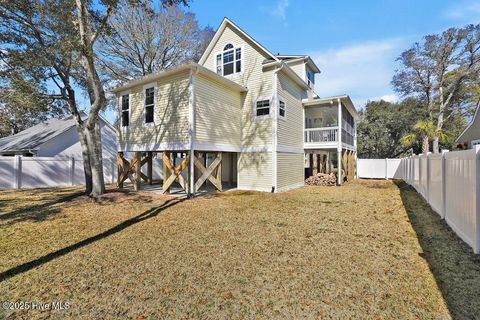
[199,18,279,65]
[119,142,189,152]
[109,64,247,94]
[237,186,273,193]
[277,145,304,153]
[253,96,273,120]
[241,146,271,153]
[142,82,157,127]
[213,43,244,78]
[278,97,286,120]
[277,181,304,192]
[194,142,241,152]
[272,71,278,192]
[188,69,196,195]
[456,105,479,143]
[118,90,131,132]
[119,142,242,153]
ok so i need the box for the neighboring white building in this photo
[0,114,117,158]
[456,105,480,149]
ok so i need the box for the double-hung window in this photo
[279,100,286,118]
[216,43,242,76]
[255,99,270,117]
[121,94,129,127]
[144,87,155,124]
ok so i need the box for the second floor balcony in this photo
[303,96,357,149]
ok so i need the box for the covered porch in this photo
[303,95,358,184]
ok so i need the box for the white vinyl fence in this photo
[358,147,480,254]
[0,155,167,190]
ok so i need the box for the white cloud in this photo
[272,0,289,21]
[311,38,408,109]
[443,2,480,22]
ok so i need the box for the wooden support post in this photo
[216,152,222,191]
[316,154,321,175]
[117,152,124,188]
[230,153,235,185]
[163,151,170,194]
[134,151,141,191]
[147,152,153,185]
[308,153,313,176]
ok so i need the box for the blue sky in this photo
[102,0,480,122]
[190,0,480,107]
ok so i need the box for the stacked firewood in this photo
[305,173,337,186]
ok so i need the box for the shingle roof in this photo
[0,115,80,153]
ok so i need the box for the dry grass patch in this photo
[0,181,476,318]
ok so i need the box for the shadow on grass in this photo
[0,189,85,226]
[0,197,184,282]
[394,180,480,319]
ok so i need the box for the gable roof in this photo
[198,18,279,65]
[0,113,115,153]
[109,63,248,93]
[456,104,480,143]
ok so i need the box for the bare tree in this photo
[393,24,480,153]
[99,2,213,82]
[0,0,189,196]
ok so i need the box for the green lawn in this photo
[0,180,479,319]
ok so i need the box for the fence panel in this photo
[0,156,117,190]
[21,157,71,188]
[0,158,15,189]
[357,159,386,178]
[444,150,478,252]
[427,154,443,217]
[359,148,479,254]
[386,159,402,179]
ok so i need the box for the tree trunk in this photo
[77,127,93,194]
[422,135,430,154]
[86,122,105,196]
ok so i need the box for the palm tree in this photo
[400,120,448,154]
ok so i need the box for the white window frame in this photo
[143,83,157,126]
[278,98,286,120]
[119,90,131,130]
[214,43,244,77]
[253,97,272,120]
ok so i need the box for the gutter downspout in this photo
[188,66,199,197]
[337,98,342,186]
[271,63,284,193]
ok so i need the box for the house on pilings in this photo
[111,18,359,196]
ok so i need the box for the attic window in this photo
[307,70,314,86]
[216,43,242,76]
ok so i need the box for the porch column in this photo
[337,98,342,185]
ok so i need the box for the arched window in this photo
[216,43,242,76]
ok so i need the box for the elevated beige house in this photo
[111,18,358,195]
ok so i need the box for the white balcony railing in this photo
[342,119,355,136]
[304,127,338,144]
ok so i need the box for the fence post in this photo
[14,155,22,189]
[385,158,388,180]
[475,146,480,254]
[426,153,430,203]
[441,150,449,220]
[69,157,75,186]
